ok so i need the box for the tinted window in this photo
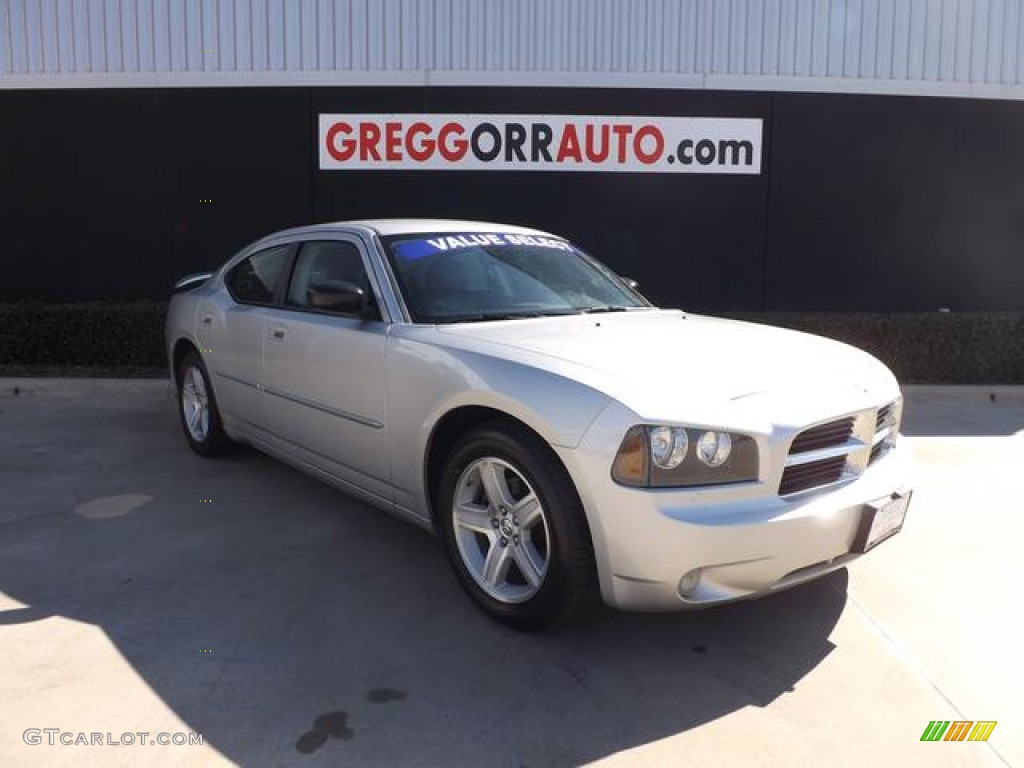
[226,245,290,304]
[286,241,373,311]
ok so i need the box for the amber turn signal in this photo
[611,426,649,486]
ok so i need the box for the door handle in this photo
[270,327,286,341]
[202,315,213,326]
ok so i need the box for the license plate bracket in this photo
[852,490,912,554]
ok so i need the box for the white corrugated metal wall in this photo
[2,0,1024,97]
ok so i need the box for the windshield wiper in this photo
[433,307,630,323]
[577,306,630,314]
[434,310,558,323]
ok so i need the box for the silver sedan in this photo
[166,219,912,630]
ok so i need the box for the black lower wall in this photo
[3,85,1023,312]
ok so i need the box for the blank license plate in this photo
[853,491,911,554]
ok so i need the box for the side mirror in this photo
[307,280,366,313]
[621,276,639,291]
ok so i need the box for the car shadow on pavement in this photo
[0,386,848,767]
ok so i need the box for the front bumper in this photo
[557,405,913,612]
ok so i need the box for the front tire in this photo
[177,349,234,457]
[438,423,597,631]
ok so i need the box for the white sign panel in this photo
[318,114,762,174]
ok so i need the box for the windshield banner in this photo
[319,114,762,174]
[393,233,573,261]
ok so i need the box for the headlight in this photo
[650,426,688,469]
[696,431,731,467]
[612,425,758,488]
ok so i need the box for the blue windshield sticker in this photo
[394,233,573,260]
[392,239,438,261]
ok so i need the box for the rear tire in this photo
[437,422,598,631]
[177,349,234,457]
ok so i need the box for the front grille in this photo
[789,417,854,454]
[780,416,856,496]
[869,400,900,466]
[875,404,894,430]
[869,442,884,464]
[780,404,899,496]
[779,456,847,496]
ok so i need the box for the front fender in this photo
[386,335,611,517]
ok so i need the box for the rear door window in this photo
[225,245,291,304]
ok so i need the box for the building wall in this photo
[3,2,1024,311]
[4,83,1024,311]
[4,0,1024,99]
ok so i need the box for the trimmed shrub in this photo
[0,303,1021,383]
[722,312,1024,384]
[0,302,168,371]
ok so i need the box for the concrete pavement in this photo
[0,379,1020,767]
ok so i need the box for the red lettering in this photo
[325,122,356,162]
[328,118,668,168]
[634,125,664,164]
[556,124,583,163]
[384,121,403,162]
[612,125,633,163]
[584,124,610,162]
[438,123,468,161]
[359,122,382,161]
[406,122,435,162]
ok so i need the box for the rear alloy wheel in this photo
[439,424,597,631]
[177,349,234,457]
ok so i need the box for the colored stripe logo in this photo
[921,720,997,742]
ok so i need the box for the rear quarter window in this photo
[225,245,291,304]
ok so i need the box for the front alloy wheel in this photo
[452,457,551,604]
[439,423,597,631]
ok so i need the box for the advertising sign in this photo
[319,114,762,174]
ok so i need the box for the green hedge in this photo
[721,312,1024,384]
[0,302,1021,383]
[0,302,168,373]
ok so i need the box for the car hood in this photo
[430,309,900,427]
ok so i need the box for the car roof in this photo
[261,218,560,241]
[343,218,558,237]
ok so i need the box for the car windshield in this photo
[380,231,651,323]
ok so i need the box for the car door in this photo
[261,237,391,502]
[198,243,293,432]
